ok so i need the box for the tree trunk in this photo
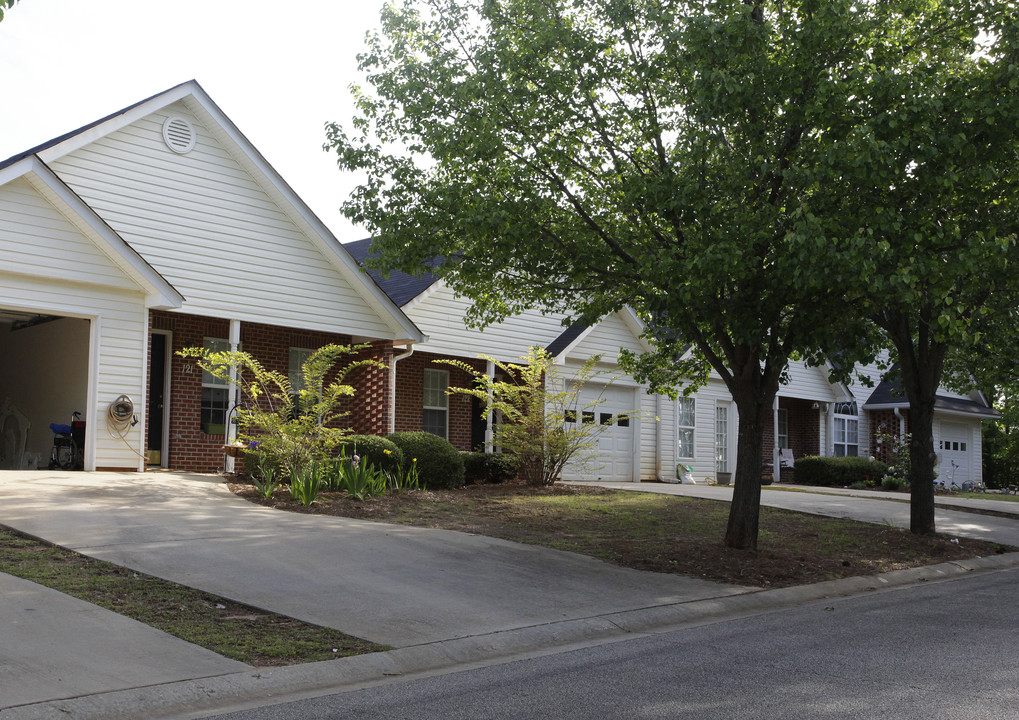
[907,396,937,535]
[724,387,774,550]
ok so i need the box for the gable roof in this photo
[863,376,998,418]
[344,238,443,307]
[0,155,183,309]
[5,81,423,344]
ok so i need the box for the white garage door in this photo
[939,423,971,486]
[564,384,634,482]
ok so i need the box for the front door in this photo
[147,333,167,466]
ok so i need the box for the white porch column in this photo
[484,359,496,452]
[773,396,781,483]
[224,319,241,473]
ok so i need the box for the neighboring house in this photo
[347,240,997,487]
[346,238,670,483]
[0,81,423,472]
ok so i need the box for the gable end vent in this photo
[162,116,196,154]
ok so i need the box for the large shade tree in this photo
[826,18,1019,534]
[329,0,1016,548]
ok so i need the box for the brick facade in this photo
[761,397,821,482]
[869,408,910,464]
[393,351,487,451]
[148,310,393,472]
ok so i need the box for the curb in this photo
[5,552,1019,720]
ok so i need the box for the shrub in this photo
[794,456,889,488]
[387,431,465,489]
[461,451,520,484]
[882,475,906,491]
[338,435,404,475]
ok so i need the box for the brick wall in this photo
[149,310,393,472]
[761,398,821,482]
[394,351,486,451]
[869,408,909,464]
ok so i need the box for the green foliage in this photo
[331,0,1019,545]
[439,348,624,486]
[794,456,890,488]
[882,475,906,492]
[178,344,384,478]
[0,1,20,23]
[288,463,325,506]
[333,455,389,500]
[338,434,404,476]
[249,452,282,499]
[877,432,912,489]
[461,451,520,484]
[386,431,465,489]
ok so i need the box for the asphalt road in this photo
[203,566,1019,720]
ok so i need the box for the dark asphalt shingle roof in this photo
[863,376,998,418]
[344,238,442,307]
[545,320,589,356]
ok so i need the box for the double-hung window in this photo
[777,408,789,450]
[715,404,729,473]
[423,368,449,438]
[201,337,230,435]
[833,401,859,457]
[677,397,695,459]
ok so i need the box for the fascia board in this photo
[400,277,447,313]
[18,157,183,309]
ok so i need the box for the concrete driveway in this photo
[0,471,746,648]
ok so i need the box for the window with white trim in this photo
[777,408,789,450]
[201,337,230,435]
[833,401,859,457]
[677,397,695,459]
[715,404,729,473]
[289,347,314,394]
[423,368,449,438]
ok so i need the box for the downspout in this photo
[390,344,416,435]
[893,407,905,438]
[224,319,241,473]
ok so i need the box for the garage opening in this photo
[0,309,90,470]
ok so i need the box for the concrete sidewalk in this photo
[574,481,1019,546]
[2,471,1018,720]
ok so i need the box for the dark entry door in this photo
[147,333,166,465]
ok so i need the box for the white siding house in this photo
[1,82,423,472]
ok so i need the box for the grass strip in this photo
[0,526,387,666]
[235,482,1015,588]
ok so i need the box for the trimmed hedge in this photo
[337,435,404,475]
[794,455,889,487]
[387,431,466,489]
[461,451,520,484]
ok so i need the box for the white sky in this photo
[0,0,391,242]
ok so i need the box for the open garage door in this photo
[0,309,90,470]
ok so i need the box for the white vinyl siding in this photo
[47,103,396,338]
[0,178,138,291]
[405,284,569,363]
[569,312,646,365]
